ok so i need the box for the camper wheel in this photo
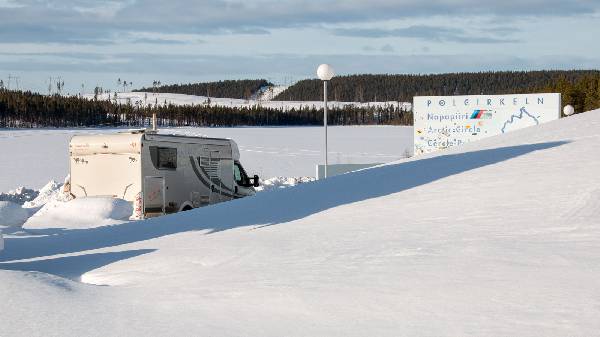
[180,203,194,212]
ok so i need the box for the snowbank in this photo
[0,186,39,205]
[0,180,65,231]
[0,179,131,231]
[24,197,132,230]
[255,176,315,192]
[23,180,63,208]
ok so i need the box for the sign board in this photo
[413,93,561,155]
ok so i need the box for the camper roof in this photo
[70,131,240,160]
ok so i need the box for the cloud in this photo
[333,25,519,44]
[0,0,597,46]
[2,51,598,76]
[380,44,395,53]
[361,44,395,53]
[0,0,24,8]
[0,23,116,44]
[2,50,599,93]
[130,38,188,45]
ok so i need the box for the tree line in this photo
[274,70,600,105]
[2,70,597,128]
[0,89,410,128]
[541,75,600,114]
[133,79,272,100]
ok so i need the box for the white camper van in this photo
[68,130,259,219]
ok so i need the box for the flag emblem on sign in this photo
[470,110,493,119]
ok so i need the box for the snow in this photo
[0,178,131,232]
[1,109,600,336]
[255,176,315,192]
[254,85,289,101]
[0,128,117,191]
[0,187,38,205]
[84,91,412,111]
[0,126,412,191]
[23,180,63,209]
[24,197,132,230]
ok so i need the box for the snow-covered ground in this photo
[2,109,600,336]
[254,84,289,101]
[0,126,413,192]
[84,91,411,111]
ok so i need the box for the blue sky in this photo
[1,0,599,93]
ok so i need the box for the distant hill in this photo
[274,70,600,103]
[133,79,273,100]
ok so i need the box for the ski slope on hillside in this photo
[1,110,600,336]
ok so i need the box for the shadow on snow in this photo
[0,141,567,278]
[0,249,155,281]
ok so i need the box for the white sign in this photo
[413,93,561,155]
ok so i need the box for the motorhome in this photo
[68,130,259,219]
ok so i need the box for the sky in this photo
[0,0,599,94]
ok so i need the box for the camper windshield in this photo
[233,162,249,186]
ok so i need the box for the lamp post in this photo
[317,64,335,178]
[563,104,575,117]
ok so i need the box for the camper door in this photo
[144,176,166,214]
[219,159,235,201]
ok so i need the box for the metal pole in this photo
[324,80,328,178]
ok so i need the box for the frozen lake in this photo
[0,126,413,192]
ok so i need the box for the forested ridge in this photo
[1,70,599,128]
[133,79,272,99]
[275,70,600,108]
[0,89,410,128]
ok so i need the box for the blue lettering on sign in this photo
[422,95,549,110]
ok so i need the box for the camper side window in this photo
[150,146,177,170]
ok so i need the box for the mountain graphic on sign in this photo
[501,107,540,134]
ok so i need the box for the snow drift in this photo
[255,176,315,192]
[24,197,132,230]
[0,179,132,232]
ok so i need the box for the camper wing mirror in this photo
[253,175,260,187]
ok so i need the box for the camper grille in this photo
[199,157,219,179]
